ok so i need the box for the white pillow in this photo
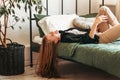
[38,14,79,35]
[33,36,43,44]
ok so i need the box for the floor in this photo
[0,59,120,80]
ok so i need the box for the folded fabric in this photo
[73,17,95,30]
[33,36,43,44]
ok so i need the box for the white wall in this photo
[1,4,39,46]
[77,0,92,15]
[116,0,120,22]
[48,0,61,15]
[47,0,99,15]
[63,0,76,14]
[99,0,117,5]
[47,0,117,15]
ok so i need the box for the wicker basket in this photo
[0,42,25,75]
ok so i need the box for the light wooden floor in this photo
[0,59,120,80]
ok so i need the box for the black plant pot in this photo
[0,42,25,75]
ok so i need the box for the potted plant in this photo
[0,0,42,75]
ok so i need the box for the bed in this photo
[29,0,105,67]
[32,14,120,78]
[28,0,120,78]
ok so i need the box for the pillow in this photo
[73,17,95,30]
[38,14,79,35]
[34,14,48,37]
[33,36,43,44]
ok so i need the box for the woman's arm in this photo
[89,15,108,38]
[89,23,99,38]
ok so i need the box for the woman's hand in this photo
[89,15,108,39]
[95,15,108,25]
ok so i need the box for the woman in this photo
[45,6,120,44]
[35,6,120,78]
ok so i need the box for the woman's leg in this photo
[99,24,120,43]
[97,6,119,32]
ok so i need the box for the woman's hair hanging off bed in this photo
[35,36,60,78]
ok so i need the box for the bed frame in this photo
[29,0,104,67]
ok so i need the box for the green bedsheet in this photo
[57,40,120,78]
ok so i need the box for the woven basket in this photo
[0,42,25,75]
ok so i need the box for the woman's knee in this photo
[100,6,109,10]
[99,6,110,14]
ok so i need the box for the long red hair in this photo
[35,36,59,78]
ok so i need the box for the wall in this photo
[99,0,117,5]
[63,0,76,14]
[77,0,99,15]
[0,4,39,46]
[48,0,61,15]
[47,0,100,15]
[116,0,120,22]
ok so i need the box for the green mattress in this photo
[57,40,120,78]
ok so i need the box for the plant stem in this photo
[3,15,8,48]
[0,20,3,45]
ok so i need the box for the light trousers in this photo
[96,6,120,43]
